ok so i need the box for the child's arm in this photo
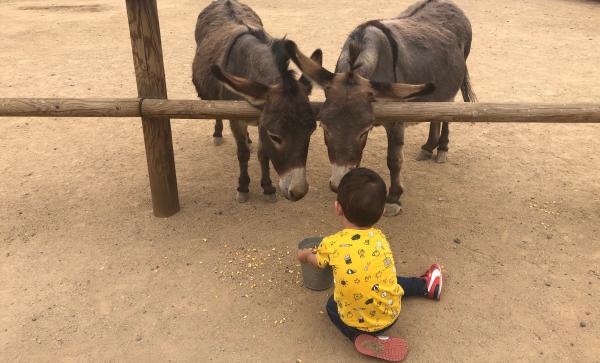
[297,248,320,268]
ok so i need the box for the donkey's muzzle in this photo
[279,167,309,201]
[329,180,338,193]
[329,164,355,193]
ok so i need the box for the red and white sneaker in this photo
[421,264,443,300]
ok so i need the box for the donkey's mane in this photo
[223,0,268,47]
[347,20,400,81]
[222,0,269,69]
[343,0,435,80]
[348,42,362,71]
[222,0,299,96]
[224,28,268,71]
[271,39,300,95]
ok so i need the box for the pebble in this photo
[453,238,461,244]
[136,335,143,342]
[580,321,587,328]
[544,282,551,287]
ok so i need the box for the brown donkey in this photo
[193,0,321,202]
[287,0,475,215]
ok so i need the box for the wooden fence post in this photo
[126,0,179,217]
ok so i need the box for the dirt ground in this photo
[1,0,599,362]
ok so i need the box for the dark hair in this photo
[337,168,387,227]
[271,39,299,95]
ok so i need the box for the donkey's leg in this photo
[436,121,450,163]
[230,120,251,203]
[258,141,277,202]
[213,119,224,146]
[384,122,405,217]
[417,121,441,161]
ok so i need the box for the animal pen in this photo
[1,0,599,218]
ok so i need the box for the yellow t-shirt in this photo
[316,228,403,332]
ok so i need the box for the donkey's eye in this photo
[268,132,283,145]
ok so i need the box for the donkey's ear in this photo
[211,65,270,106]
[369,81,435,101]
[298,49,324,96]
[309,48,323,66]
[285,41,335,88]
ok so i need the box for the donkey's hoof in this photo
[262,193,277,203]
[236,191,249,203]
[213,137,224,146]
[384,203,403,217]
[416,149,433,161]
[435,150,448,163]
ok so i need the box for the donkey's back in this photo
[385,0,473,101]
[192,0,264,100]
[398,0,471,46]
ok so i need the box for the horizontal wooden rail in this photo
[2,98,600,123]
[0,98,141,117]
[143,99,263,120]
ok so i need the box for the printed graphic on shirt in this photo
[316,228,404,332]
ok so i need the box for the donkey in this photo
[286,0,475,215]
[192,0,321,202]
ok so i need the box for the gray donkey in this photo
[287,0,475,215]
[193,0,321,202]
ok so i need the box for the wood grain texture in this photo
[371,102,600,123]
[143,100,600,123]
[142,99,261,120]
[0,98,140,117]
[2,99,600,123]
[126,0,179,217]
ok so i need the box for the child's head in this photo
[335,168,387,228]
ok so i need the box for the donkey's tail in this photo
[461,67,477,103]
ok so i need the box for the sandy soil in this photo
[1,0,599,362]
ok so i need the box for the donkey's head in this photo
[211,41,322,201]
[285,41,434,192]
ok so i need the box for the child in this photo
[297,168,442,362]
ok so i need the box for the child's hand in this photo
[297,248,320,268]
[297,248,312,263]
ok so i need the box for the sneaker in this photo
[354,334,408,362]
[421,263,443,300]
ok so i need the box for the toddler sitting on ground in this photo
[297,168,442,361]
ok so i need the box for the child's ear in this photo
[334,201,344,217]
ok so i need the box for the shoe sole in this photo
[354,334,409,362]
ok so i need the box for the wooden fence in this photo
[2,98,600,123]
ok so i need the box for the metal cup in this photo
[298,237,333,291]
